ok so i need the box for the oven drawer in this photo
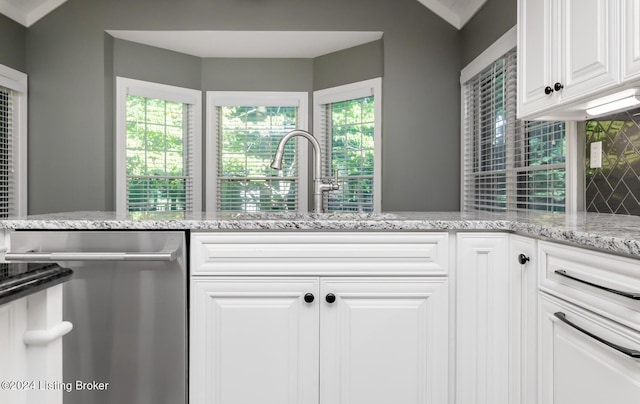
[538,240,640,332]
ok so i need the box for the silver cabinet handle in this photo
[554,312,640,358]
[24,321,73,345]
[5,251,177,261]
[555,270,640,300]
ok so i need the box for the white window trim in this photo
[115,77,202,213]
[0,64,27,216]
[459,27,577,213]
[206,91,309,212]
[313,77,382,213]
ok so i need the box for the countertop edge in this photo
[0,266,73,306]
[2,212,640,258]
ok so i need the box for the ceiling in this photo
[107,30,384,58]
[0,0,486,29]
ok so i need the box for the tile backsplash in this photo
[585,107,640,215]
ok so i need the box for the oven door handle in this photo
[5,250,178,261]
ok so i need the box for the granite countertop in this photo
[2,210,640,258]
[0,263,73,305]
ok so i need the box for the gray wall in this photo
[0,14,26,72]
[314,40,384,90]
[24,0,461,214]
[460,0,517,67]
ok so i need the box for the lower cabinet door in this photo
[319,277,449,404]
[539,293,640,404]
[190,277,319,404]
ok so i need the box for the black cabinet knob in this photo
[544,86,554,95]
[518,254,530,265]
[554,82,564,91]
[304,293,314,303]
[325,293,336,303]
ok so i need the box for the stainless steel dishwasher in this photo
[5,231,187,404]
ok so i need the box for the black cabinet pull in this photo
[555,270,640,300]
[304,293,314,303]
[518,254,530,265]
[325,293,336,303]
[554,82,564,91]
[544,86,554,95]
[554,312,640,358]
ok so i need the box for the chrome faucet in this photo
[270,129,339,213]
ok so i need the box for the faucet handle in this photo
[331,169,340,191]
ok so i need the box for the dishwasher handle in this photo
[5,251,178,261]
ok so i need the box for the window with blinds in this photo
[0,64,26,219]
[0,86,15,218]
[116,77,201,213]
[207,92,308,212]
[314,78,382,213]
[125,96,195,212]
[462,49,566,212]
[319,97,375,212]
[214,105,299,212]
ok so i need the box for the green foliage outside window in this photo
[125,95,188,212]
[518,121,566,212]
[329,96,375,212]
[218,106,298,212]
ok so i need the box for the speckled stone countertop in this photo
[3,210,640,258]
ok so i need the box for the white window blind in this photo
[125,96,195,212]
[462,49,566,212]
[0,86,15,218]
[314,78,382,213]
[210,98,306,212]
[116,77,202,214]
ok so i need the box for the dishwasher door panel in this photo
[8,231,187,404]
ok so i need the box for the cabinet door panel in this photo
[456,234,510,404]
[0,299,28,404]
[319,278,448,404]
[190,278,319,404]
[509,236,537,404]
[518,0,558,118]
[560,0,619,101]
[623,0,640,80]
[539,294,640,404]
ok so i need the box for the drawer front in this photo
[539,241,640,332]
[539,294,640,404]
[191,232,449,276]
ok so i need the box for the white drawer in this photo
[191,232,449,276]
[538,241,640,332]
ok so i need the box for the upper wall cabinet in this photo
[518,0,621,120]
[623,0,640,81]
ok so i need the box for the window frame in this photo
[313,77,383,213]
[115,77,202,213]
[459,27,577,213]
[205,91,309,212]
[0,64,27,217]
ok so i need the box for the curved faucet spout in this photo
[270,129,337,213]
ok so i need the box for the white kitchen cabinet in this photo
[190,276,449,404]
[0,284,67,404]
[539,293,640,404]
[623,0,640,81]
[508,235,538,404]
[190,277,319,404]
[319,277,448,404]
[0,296,28,404]
[518,0,620,119]
[455,233,510,404]
[190,232,450,404]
